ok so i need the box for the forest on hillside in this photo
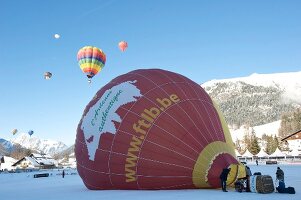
[205,81,299,128]
[235,108,301,155]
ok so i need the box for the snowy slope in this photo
[11,133,68,155]
[0,138,13,152]
[230,120,281,141]
[202,71,301,104]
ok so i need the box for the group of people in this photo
[219,165,294,194]
[219,165,252,192]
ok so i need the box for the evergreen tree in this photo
[278,108,301,138]
[278,135,289,151]
[242,127,251,151]
[235,139,243,154]
[265,135,279,155]
[249,128,260,155]
[292,108,301,131]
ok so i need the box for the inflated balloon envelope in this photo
[75,68,246,190]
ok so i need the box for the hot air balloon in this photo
[77,46,106,83]
[75,69,245,190]
[28,130,34,137]
[118,41,128,52]
[44,72,52,80]
[54,33,60,39]
[11,129,18,135]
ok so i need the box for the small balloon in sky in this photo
[11,128,18,135]
[118,41,128,52]
[54,34,60,39]
[44,72,52,80]
[28,130,34,137]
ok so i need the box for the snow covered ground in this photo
[1,165,300,200]
[230,120,281,141]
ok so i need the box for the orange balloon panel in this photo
[75,69,239,190]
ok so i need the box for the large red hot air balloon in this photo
[75,69,245,190]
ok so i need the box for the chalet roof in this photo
[287,149,300,157]
[12,156,38,167]
[281,129,301,141]
[0,156,17,170]
[2,156,17,164]
[12,153,57,167]
[31,153,52,159]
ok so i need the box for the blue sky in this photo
[1,0,300,145]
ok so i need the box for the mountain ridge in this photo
[0,133,68,156]
[202,71,301,128]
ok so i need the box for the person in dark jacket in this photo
[219,168,231,192]
[276,167,284,187]
[245,165,252,192]
[62,170,65,178]
[276,167,284,181]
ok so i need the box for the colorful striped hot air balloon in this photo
[77,46,106,83]
[75,68,246,190]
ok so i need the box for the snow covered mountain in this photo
[10,133,68,155]
[202,71,301,128]
[0,138,14,152]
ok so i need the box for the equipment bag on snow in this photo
[249,175,274,194]
[287,187,296,194]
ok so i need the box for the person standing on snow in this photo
[219,168,231,192]
[276,167,284,186]
[62,170,65,178]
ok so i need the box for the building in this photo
[58,153,76,168]
[0,156,17,171]
[12,153,58,170]
[281,129,301,156]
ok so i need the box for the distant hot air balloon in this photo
[77,46,106,83]
[11,129,18,135]
[118,41,128,52]
[54,34,60,39]
[28,130,34,137]
[44,72,52,80]
[75,69,246,190]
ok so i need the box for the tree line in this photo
[235,108,301,155]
